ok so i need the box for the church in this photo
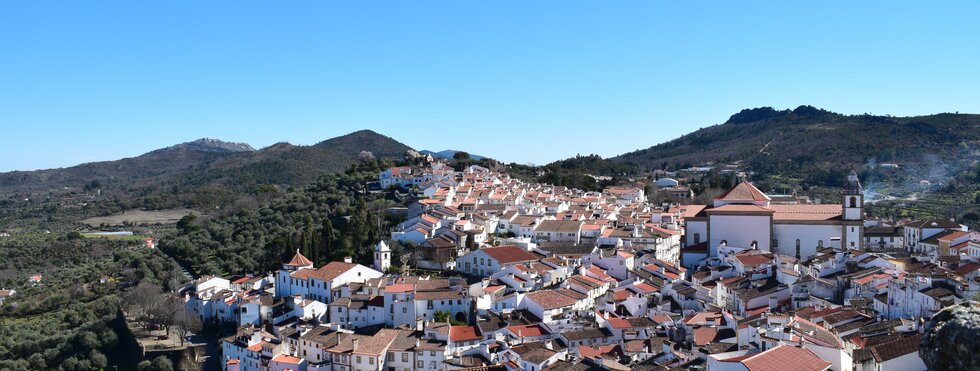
[682,171,864,268]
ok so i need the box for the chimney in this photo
[544,339,554,350]
[352,338,359,350]
[344,256,353,264]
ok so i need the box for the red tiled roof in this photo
[735,253,772,267]
[714,182,770,202]
[683,311,725,326]
[384,283,415,293]
[481,245,539,264]
[869,334,921,363]
[508,324,549,337]
[449,326,482,342]
[578,344,618,358]
[770,204,842,221]
[353,328,400,355]
[954,262,980,277]
[311,261,357,282]
[612,289,632,301]
[692,326,718,346]
[272,354,303,364]
[285,250,313,266]
[633,282,658,293]
[738,344,830,371]
[937,230,969,241]
[707,204,774,214]
[525,290,578,310]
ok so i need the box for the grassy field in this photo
[80,209,197,227]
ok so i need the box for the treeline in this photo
[163,166,403,276]
[0,247,183,370]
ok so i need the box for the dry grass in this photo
[80,209,198,227]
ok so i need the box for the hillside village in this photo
[182,160,979,371]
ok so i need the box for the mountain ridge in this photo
[0,130,413,209]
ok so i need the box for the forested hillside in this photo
[0,130,412,213]
[163,163,404,275]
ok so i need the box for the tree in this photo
[453,151,470,160]
[176,214,198,234]
[321,218,335,265]
[125,282,165,324]
[148,297,177,334]
[173,301,203,347]
[149,356,174,371]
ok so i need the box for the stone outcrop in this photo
[920,301,980,371]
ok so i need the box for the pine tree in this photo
[322,218,335,262]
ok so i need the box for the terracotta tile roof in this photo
[384,283,415,293]
[285,250,313,266]
[692,326,718,346]
[770,204,842,221]
[706,204,774,214]
[937,230,969,241]
[612,289,632,301]
[869,334,921,363]
[525,289,578,310]
[954,262,980,277]
[481,245,540,264]
[510,341,558,364]
[569,275,605,289]
[247,341,266,352]
[353,328,400,356]
[449,325,482,342]
[737,344,830,371]
[578,344,619,358]
[714,182,770,202]
[683,311,725,326]
[632,282,658,293]
[735,253,772,266]
[415,290,464,300]
[508,324,549,337]
[536,220,583,233]
[272,354,303,364]
[309,261,358,282]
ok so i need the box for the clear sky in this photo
[1,1,979,172]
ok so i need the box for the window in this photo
[850,197,857,208]
[796,239,801,259]
[402,307,407,314]
[694,233,701,244]
[773,239,778,248]
[369,357,374,365]
[417,361,424,368]
[402,353,408,362]
[818,240,824,247]
[356,356,362,364]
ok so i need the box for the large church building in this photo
[682,171,864,267]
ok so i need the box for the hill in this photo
[604,106,980,186]
[0,130,413,211]
[420,149,485,160]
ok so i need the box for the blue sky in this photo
[1,1,978,171]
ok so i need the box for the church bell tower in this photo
[842,170,864,250]
[843,170,863,221]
